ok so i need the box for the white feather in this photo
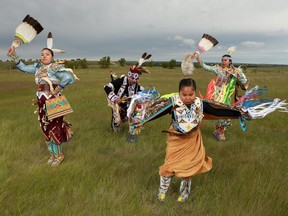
[181,54,194,76]
[227,46,236,55]
[47,32,65,54]
[138,58,145,66]
[47,38,53,49]
[52,48,66,54]
[138,53,151,66]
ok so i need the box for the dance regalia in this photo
[200,62,249,139]
[104,52,152,132]
[127,85,288,201]
[129,93,242,175]
[104,76,143,131]
[201,62,248,103]
[127,92,244,202]
[128,86,288,136]
[128,88,288,172]
[15,60,76,157]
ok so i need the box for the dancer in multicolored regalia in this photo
[104,52,151,132]
[195,47,249,141]
[127,77,287,202]
[127,78,249,202]
[7,46,78,167]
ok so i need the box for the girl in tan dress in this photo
[153,78,241,202]
[128,77,288,202]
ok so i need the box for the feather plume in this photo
[138,52,152,67]
[51,48,66,54]
[227,46,236,55]
[141,52,147,59]
[196,33,218,55]
[46,32,66,53]
[181,54,194,77]
[135,66,150,74]
[47,32,53,49]
[12,15,43,47]
[145,54,151,60]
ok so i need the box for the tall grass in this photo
[0,66,287,215]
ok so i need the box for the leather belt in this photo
[37,84,58,92]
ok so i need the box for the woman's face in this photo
[221,57,231,68]
[41,49,54,65]
[179,86,196,105]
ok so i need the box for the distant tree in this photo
[241,65,247,72]
[161,62,168,68]
[168,59,177,69]
[99,56,110,68]
[67,60,79,69]
[80,58,88,69]
[147,60,154,67]
[118,58,126,67]
[65,58,88,69]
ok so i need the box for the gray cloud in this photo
[241,41,265,48]
[1,0,288,64]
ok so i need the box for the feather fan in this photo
[12,15,44,47]
[195,33,218,55]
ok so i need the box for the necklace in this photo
[36,64,51,78]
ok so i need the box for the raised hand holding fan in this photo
[11,15,43,48]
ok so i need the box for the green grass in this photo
[0,65,288,215]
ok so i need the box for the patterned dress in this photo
[159,95,212,178]
[142,94,241,177]
[16,61,76,156]
[200,62,247,129]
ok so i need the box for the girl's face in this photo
[41,49,54,65]
[221,57,231,68]
[179,86,196,105]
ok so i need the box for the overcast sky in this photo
[0,0,288,64]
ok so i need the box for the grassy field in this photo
[0,64,288,215]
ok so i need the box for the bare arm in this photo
[194,52,203,65]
